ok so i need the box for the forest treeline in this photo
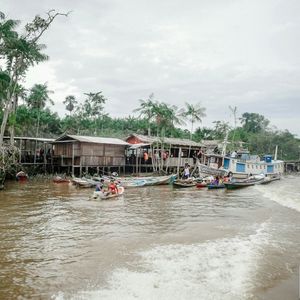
[0,10,299,162]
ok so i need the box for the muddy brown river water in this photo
[0,175,299,299]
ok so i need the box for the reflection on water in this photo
[0,176,300,299]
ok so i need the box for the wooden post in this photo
[72,142,75,176]
[177,147,182,176]
[43,142,47,173]
[19,139,22,163]
[79,157,82,177]
[135,148,138,175]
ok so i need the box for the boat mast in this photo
[274,145,278,160]
[221,130,229,167]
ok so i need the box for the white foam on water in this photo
[255,180,300,213]
[53,222,272,300]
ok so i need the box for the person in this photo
[192,150,197,164]
[231,150,237,158]
[108,180,118,194]
[212,176,219,185]
[183,164,190,179]
[143,151,149,163]
[95,179,105,191]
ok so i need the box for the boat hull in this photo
[224,176,264,189]
[91,186,124,200]
[173,180,196,188]
[207,184,225,189]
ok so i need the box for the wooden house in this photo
[52,135,129,175]
[3,136,54,165]
[126,134,207,174]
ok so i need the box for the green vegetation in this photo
[0,10,299,165]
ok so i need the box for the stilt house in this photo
[51,135,129,175]
[125,134,206,174]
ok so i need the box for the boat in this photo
[224,174,265,189]
[196,182,207,188]
[196,176,214,188]
[197,162,227,177]
[261,174,281,184]
[53,176,70,183]
[173,179,196,188]
[90,186,124,200]
[119,174,175,188]
[121,179,147,188]
[197,147,283,180]
[71,177,94,188]
[16,171,28,181]
[222,151,283,179]
[207,183,225,189]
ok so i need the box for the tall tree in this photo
[240,112,270,133]
[151,102,183,138]
[133,93,155,136]
[0,10,68,147]
[212,120,230,140]
[26,83,54,162]
[63,95,77,116]
[82,91,107,134]
[182,102,206,140]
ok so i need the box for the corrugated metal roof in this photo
[127,134,203,147]
[54,134,129,146]
[4,136,55,142]
[129,143,150,149]
[201,140,219,147]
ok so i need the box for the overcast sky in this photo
[2,0,300,136]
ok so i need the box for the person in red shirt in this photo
[108,180,118,194]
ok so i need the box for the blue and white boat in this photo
[222,150,284,179]
[198,148,284,179]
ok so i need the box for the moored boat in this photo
[173,179,196,188]
[207,183,225,189]
[261,174,281,184]
[223,151,283,179]
[196,182,207,188]
[198,149,283,180]
[119,174,175,188]
[53,176,70,183]
[121,179,147,188]
[71,177,94,188]
[224,174,265,189]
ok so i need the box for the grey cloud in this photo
[2,0,300,136]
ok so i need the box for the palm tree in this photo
[182,102,206,141]
[182,102,206,156]
[152,102,185,137]
[26,83,53,163]
[133,93,155,136]
[83,91,106,134]
[27,83,54,109]
[63,95,77,116]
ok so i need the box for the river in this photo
[0,175,299,299]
